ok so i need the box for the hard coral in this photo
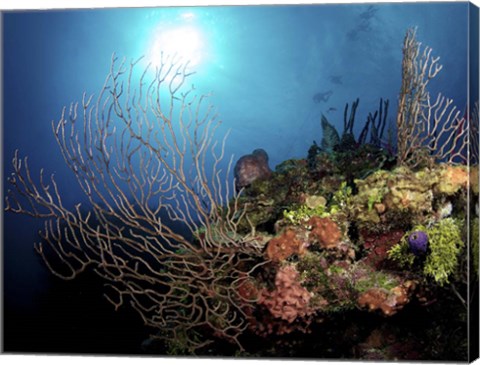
[361,229,404,269]
[384,168,433,212]
[259,265,313,323]
[266,229,305,262]
[308,216,342,249]
[234,148,272,190]
[434,165,469,195]
[357,280,416,316]
[305,194,327,209]
[352,167,436,229]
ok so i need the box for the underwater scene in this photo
[2,2,480,361]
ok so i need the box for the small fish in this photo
[359,5,378,21]
[327,107,337,113]
[313,90,333,104]
[329,75,343,85]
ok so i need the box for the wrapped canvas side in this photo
[469,2,480,362]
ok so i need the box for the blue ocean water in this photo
[2,3,475,354]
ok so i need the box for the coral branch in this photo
[396,28,467,167]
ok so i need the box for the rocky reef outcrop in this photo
[228,142,473,360]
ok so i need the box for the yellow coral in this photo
[305,195,327,209]
[434,165,469,195]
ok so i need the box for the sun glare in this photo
[148,25,205,68]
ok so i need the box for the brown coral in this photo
[361,229,405,269]
[308,216,342,249]
[266,229,305,262]
[357,280,416,316]
[259,265,313,324]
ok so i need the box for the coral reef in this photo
[5,28,474,359]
